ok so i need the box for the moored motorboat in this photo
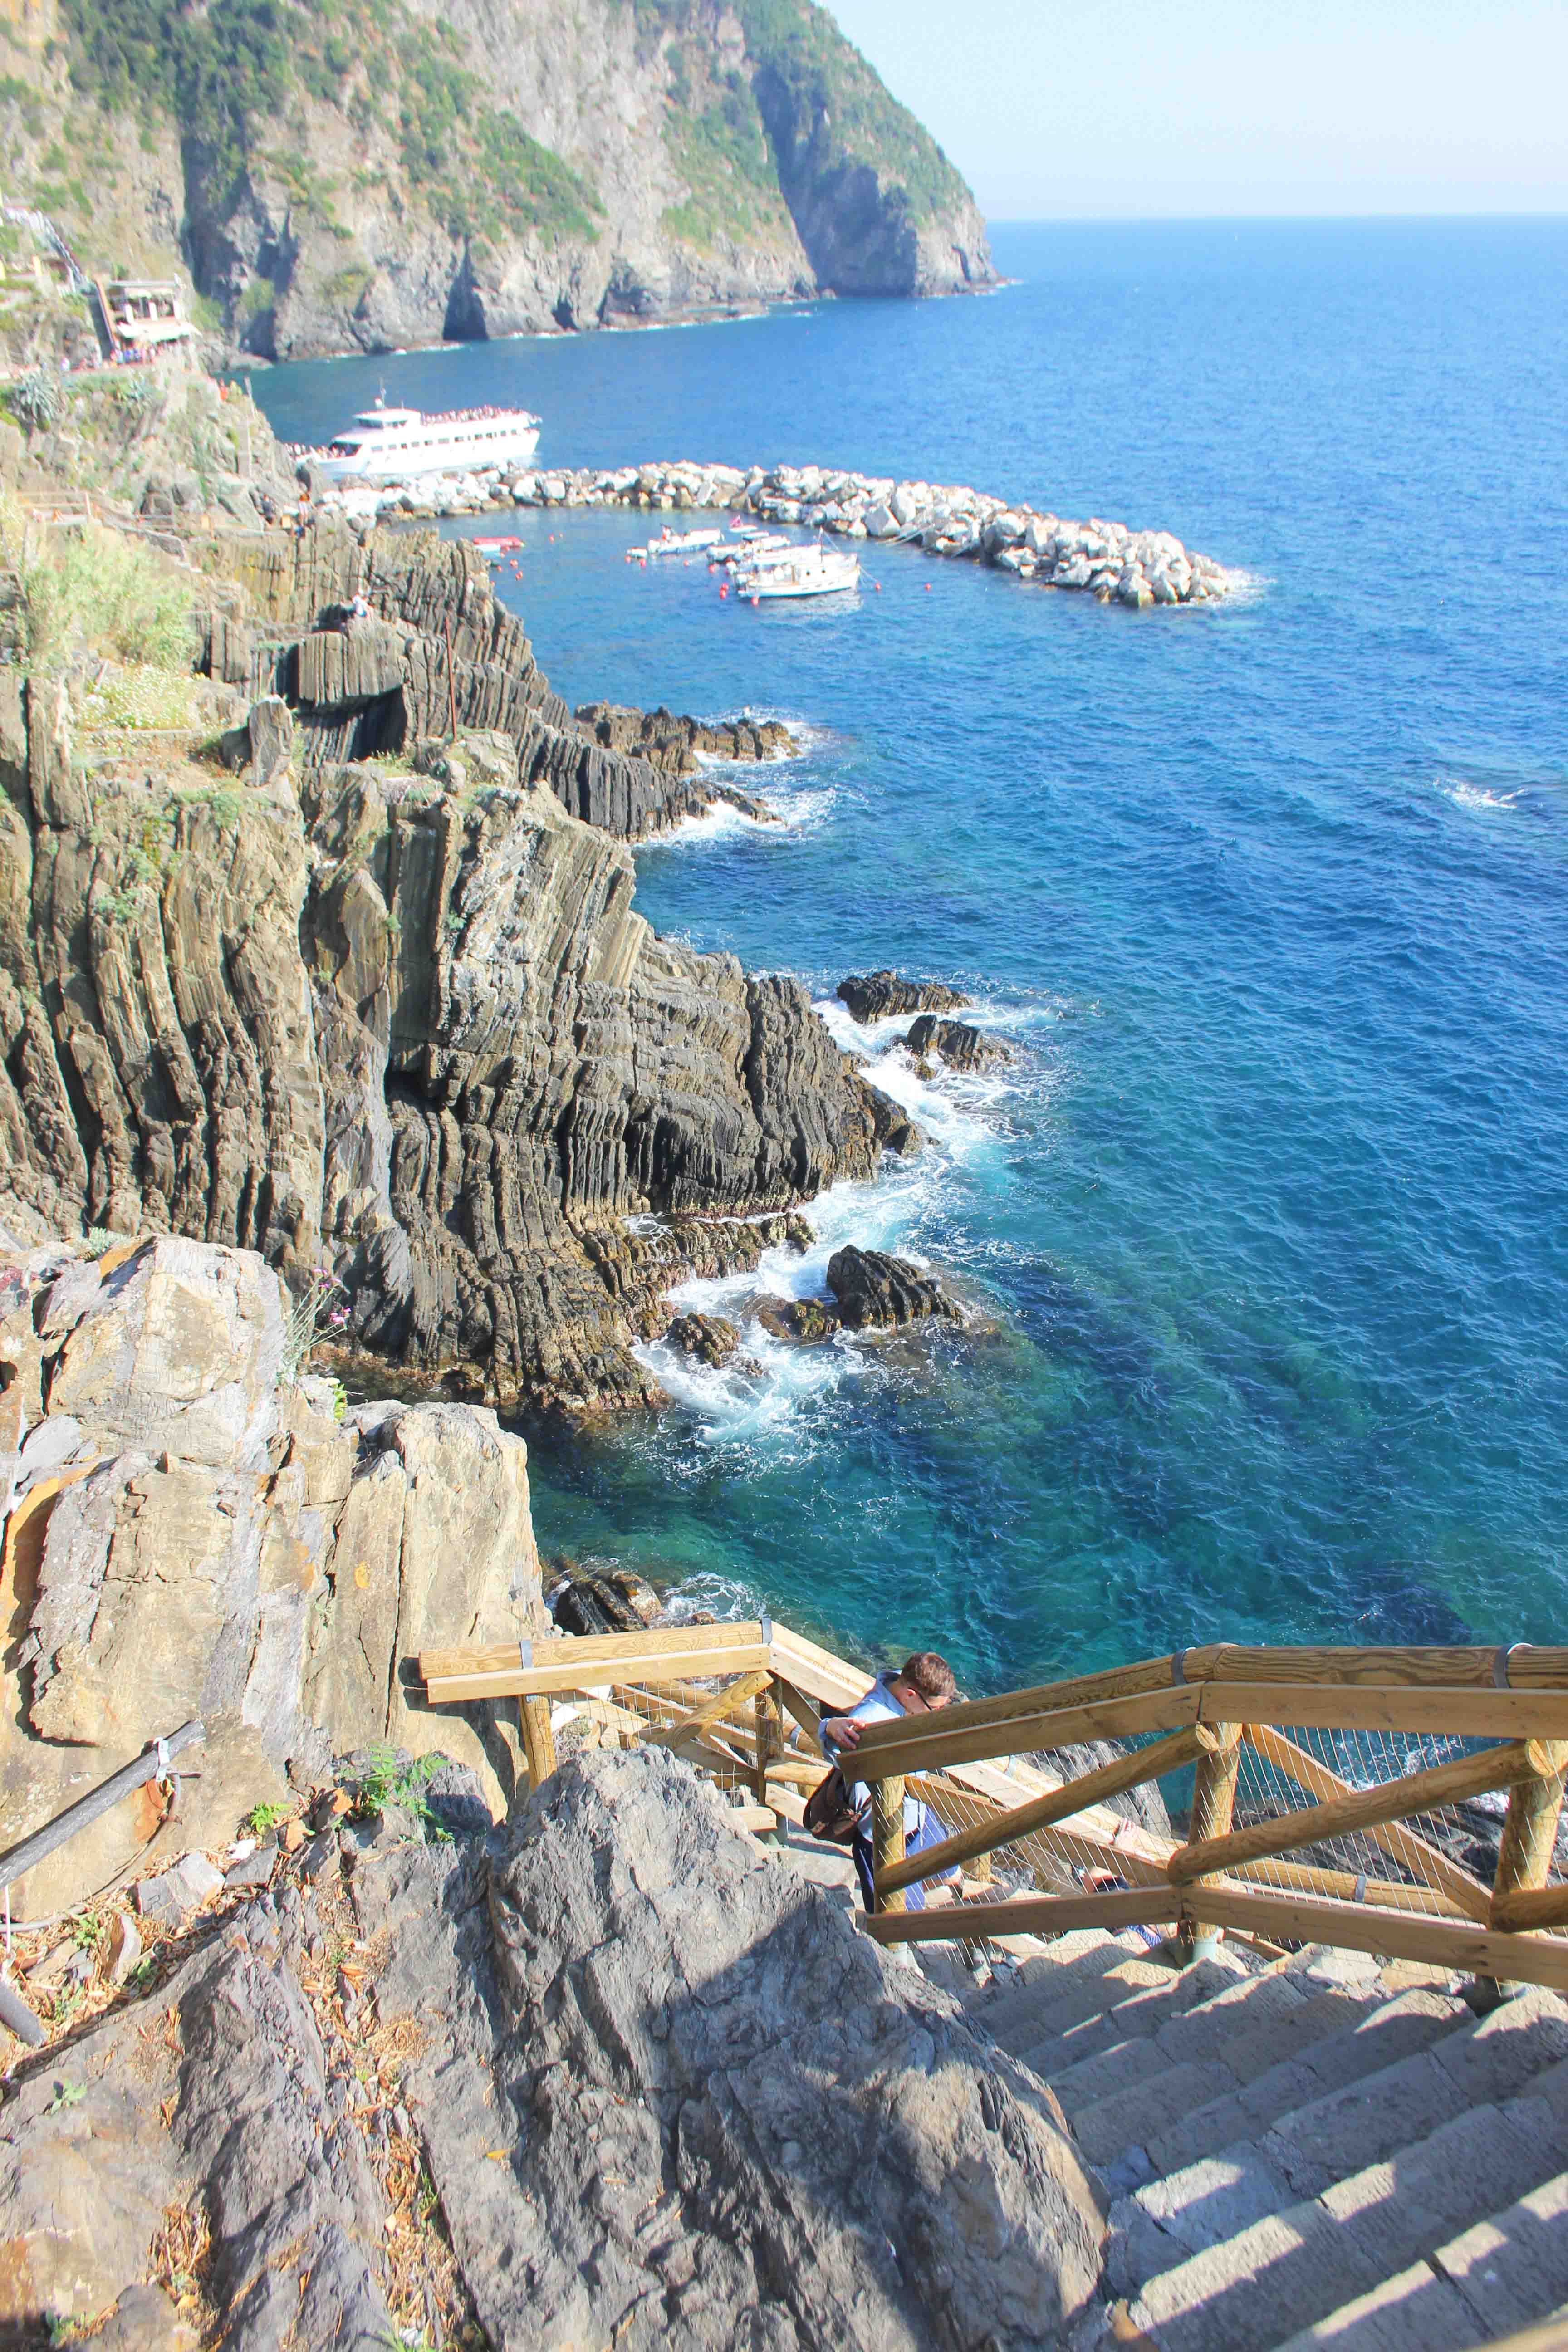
[738,545,861,601]
[629,526,724,562]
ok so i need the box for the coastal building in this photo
[104,280,195,352]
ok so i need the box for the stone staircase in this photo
[947,1923,1568,2350]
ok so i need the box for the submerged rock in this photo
[836,970,972,1023]
[666,1311,742,1367]
[904,1013,1011,1071]
[756,1296,843,1343]
[826,1246,963,1331]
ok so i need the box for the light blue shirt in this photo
[820,1673,930,1838]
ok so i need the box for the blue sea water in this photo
[253,219,1568,1691]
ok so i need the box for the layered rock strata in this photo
[0,674,910,1412]
[196,520,787,842]
[827,1246,963,1332]
[838,970,973,1023]
[0,1230,544,1916]
[904,1012,1011,1071]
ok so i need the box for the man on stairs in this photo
[818,1651,965,1912]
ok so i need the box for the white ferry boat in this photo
[316,393,541,485]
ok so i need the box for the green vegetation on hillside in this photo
[733,0,969,224]
[59,0,602,250]
[661,66,789,251]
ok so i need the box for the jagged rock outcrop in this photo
[904,1013,1011,1071]
[13,0,993,362]
[575,701,798,774]
[837,970,972,1024]
[0,1231,544,1915]
[0,1749,1105,2345]
[0,666,911,1412]
[826,1246,962,1332]
[756,1295,841,1344]
[367,1746,1105,2347]
[198,519,773,843]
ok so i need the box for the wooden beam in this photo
[1488,1757,1566,1952]
[1490,1880,1568,1935]
[766,1625,875,1712]
[1202,1683,1568,1740]
[875,1723,1210,1897]
[871,1777,906,1914]
[862,1886,1183,1947]
[849,1686,1201,1783]
[1184,1887,1568,1997]
[773,1678,823,1745]
[1245,1721,1490,1921]
[836,1653,1187,1765]
[1225,1855,1475,1920]
[642,1669,774,1751]
[519,1695,556,1793]
[1204,1644,1568,1691]
[754,1678,785,1804]
[425,1632,772,1702]
[420,1620,767,1683]
[1170,1740,1564,1886]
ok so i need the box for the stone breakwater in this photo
[309,452,1237,608]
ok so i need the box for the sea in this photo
[251,218,1568,1695]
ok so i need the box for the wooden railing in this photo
[845,1644,1568,1993]
[415,1628,1568,1995]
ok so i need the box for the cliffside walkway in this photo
[420,1622,1568,2351]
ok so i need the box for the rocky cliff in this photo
[0,611,911,1411]
[2,0,992,358]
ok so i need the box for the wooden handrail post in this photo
[520,1695,556,1796]
[755,1676,786,1842]
[1484,1750,1566,1989]
[871,1776,906,1914]
[1177,1721,1241,1961]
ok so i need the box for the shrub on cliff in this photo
[0,491,194,671]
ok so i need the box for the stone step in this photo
[1049,1972,1381,2120]
[1269,2170,1568,2351]
[1261,1986,1568,2199]
[1046,1951,1256,2073]
[1127,2070,1568,2352]
[1114,2035,1568,2308]
[960,1927,1127,2040]
[968,1933,1184,2058]
[1137,1987,1470,2182]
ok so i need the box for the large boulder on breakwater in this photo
[836,970,972,1024]
[826,1246,963,1332]
[905,1014,1011,1072]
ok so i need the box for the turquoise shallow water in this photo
[254,220,1568,1689]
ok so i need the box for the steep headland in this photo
[1,0,993,357]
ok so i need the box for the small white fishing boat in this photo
[628,526,724,562]
[714,532,794,568]
[740,546,861,601]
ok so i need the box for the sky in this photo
[824,0,1568,221]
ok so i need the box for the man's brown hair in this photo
[898,1651,958,1704]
